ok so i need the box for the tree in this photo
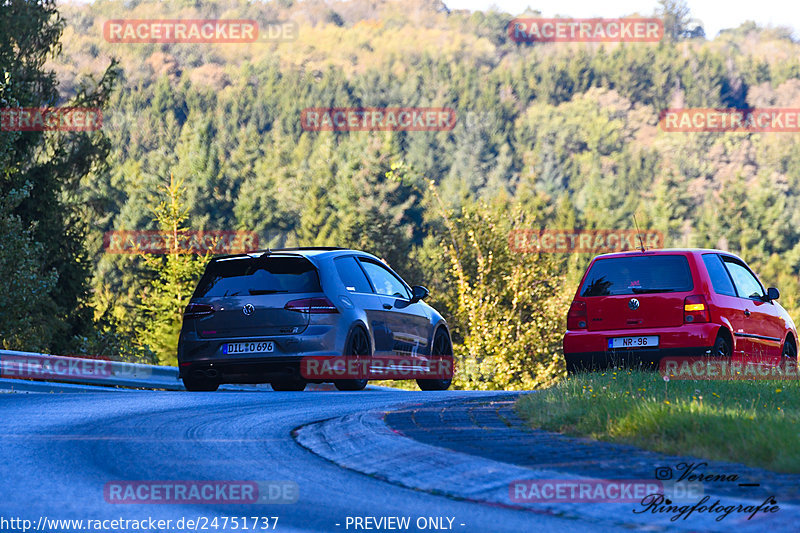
[0,0,118,352]
[0,183,58,350]
[396,169,568,390]
[431,190,568,390]
[656,0,693,41]
[23,0,800,374]
[136,175,210,365]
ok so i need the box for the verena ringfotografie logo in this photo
[659,108,800,132]
[509,479,702,503]
[644,462,779,521]
[1,108,102,131]
[300,355,454,381]
[300,107,457,132]
[103,20,297,43]
[104,481,298,504]
[635,494,779,522]
[660,357,800,380]
[508,18,663,43]
[509,229,664,254]
[103,230,259,255]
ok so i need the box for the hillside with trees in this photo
[3,0,800,389]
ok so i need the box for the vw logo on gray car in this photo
[628,298,640,311]
[242,303,255,316]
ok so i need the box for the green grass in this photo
[515,370,800,473]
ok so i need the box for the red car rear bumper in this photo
[563,323,720,371]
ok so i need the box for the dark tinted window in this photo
[702,254,736,296]
[334,256,373,293]
[580,255,693,297]
[193,256,321,297]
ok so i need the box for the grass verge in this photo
[515,370,800,473]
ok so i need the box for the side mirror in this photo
[767,287,780,301]
[410,285,429,303]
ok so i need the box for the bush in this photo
[427,182,569,390]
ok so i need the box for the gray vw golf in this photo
[177,247,453,392]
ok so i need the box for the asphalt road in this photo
[0,390,627,533]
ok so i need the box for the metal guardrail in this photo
[0,350,384,392]
[0,349,183,390]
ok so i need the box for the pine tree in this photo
[136,175,209,365]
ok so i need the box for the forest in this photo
[3,0,800,389]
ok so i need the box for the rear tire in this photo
[182,377,219,392]
[711,332,732,358]
[334,327,371,391]
[783,337,797,360]
[334,380,368,391]
[271,380,307,392]
[417,328,453,391]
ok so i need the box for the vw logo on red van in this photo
[628,298,640,311]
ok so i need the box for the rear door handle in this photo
[744,309,751,317]
[383,303,393,310]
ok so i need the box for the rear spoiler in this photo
[212,250,302,262]
[213,247,345,262]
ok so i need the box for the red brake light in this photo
[567,300,587,330]
[184,303,214,320]
[684,295,709,324]
[284,297,339,314]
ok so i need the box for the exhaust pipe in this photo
[191,368,220,379]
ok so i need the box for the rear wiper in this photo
[248,289,288,295]
[631,288,676,294]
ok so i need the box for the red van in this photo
[563,249,798,373]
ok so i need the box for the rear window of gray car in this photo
[193,256,321,297]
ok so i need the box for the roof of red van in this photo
[593,248,732,260]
